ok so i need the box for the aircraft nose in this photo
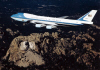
[11,14,16,18]
[11,13,24,18]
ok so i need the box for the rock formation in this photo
[3,35,45,67]
[0,24,99,70]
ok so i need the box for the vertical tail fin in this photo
[78,10,97,22]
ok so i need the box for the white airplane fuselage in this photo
[11,10,97,29]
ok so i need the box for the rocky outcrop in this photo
[0,24,100,70]
[3,34,45,67]
[3,31,100,69]
[15,51,45,67]
[3,32,59,67]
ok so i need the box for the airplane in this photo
[11,10,97,29]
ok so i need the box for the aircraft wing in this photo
[29,20,57,29]
[58,16,68,19]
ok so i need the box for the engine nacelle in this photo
[35,24,45,28]
[46,25,56,29]
[30,20,36,23]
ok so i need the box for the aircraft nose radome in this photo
[11,13,26,18]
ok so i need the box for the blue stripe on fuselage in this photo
[12,17,83,25]
[11,13,83,25]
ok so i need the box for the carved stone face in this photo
[29,41,35,50]
[20,41,36,51]
[20,41,29,51]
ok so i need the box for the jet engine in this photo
[35,24,45,28]
[46,25,56,29]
